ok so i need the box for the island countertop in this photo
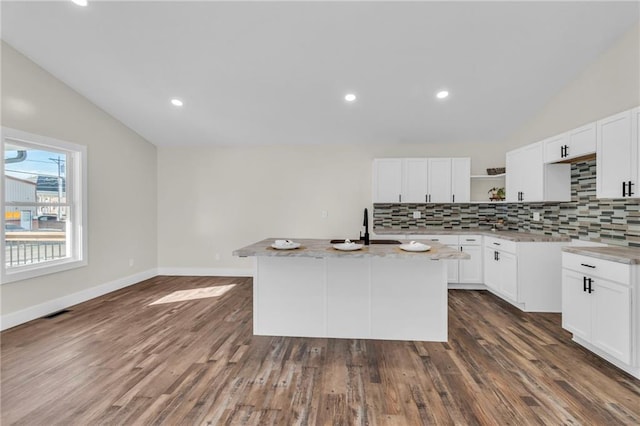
[373,228,572,243]
[233,238,470,260]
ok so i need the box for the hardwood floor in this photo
[1,276,639,425]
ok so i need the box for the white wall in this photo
[1,42,158,321]
[503,23,640,150]
[157,142,506,274]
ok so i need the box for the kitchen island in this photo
[233,238,469,341]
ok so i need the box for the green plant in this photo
[488,187,505,200]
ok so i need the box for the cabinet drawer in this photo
[460,235,482,246]
[562,252,630,285]
[484,236,517,254]
[420,235,459,245]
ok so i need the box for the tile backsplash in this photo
[373,159,640,247]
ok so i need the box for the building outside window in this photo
[2,128,87,283]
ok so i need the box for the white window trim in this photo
[1,127,88,284]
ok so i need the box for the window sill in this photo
[2,258,87,284]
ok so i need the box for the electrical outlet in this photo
[412,211,421,219]
[533,212,541,221]
[321,210,328,219]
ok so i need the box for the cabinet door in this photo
[427,158,452,203]
[506,150,523,202]
[520,143,544,202]
[451,158,471,203]
[403,158,429,203]
[498,251,518,302]
[544,133,569,163]
[591,278,631,364]
[597,110,634,199]
[373,159,403,203]
[567,122,596,159]
[561,270,591,340]
[459,244,483,283]
[483,248,500,291]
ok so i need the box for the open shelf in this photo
[470,173,506,179]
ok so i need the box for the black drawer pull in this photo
[580,263,596,269]
[465,239,476,241]
[493,242,501,246]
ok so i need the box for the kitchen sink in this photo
[329,239,401,245]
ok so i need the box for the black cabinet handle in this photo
[453,194,455,203]
[493,242,501,246]
[580,263,596,269]
[495,251,500,261]
[465,239,476,241]
[628,181,634,196]
[587,278,594,294]
[425,194,428,202]
[399,194,402,203]
[583,276,587,292]
[623,181,627,197]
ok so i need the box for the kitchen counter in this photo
[562,246,640,265]
[233,238,470,260]
[374,228,572,243]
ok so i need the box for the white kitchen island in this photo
[233,238,469,341]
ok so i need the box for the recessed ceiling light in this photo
[170,98,184,107]
[436,90,449,99]
[344,93,357,102]
[71,0,88,6]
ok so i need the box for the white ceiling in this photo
[1,1,638,147]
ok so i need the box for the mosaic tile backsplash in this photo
[373,159,640,247]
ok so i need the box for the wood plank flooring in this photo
[2,276,639,425]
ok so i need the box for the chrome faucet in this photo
[361,208,370,245]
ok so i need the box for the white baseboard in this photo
[1,268,157,331]
[448,283,487,290]
[156,267,253,277]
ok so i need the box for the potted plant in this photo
[488,187,505,201]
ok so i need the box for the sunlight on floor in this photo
[149,284,236,305]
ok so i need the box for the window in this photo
[2,127,87,283]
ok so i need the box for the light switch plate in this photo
[533,212,540,221]
[413,211,421,219]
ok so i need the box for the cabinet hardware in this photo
[623,181,627,197]
[399,194,402,202]
[560,146,564,158]
[453,194,455,203]
[587,278,594,294]
[494,251,497,260]
[425,194,428,202]
[583,276,587,292]
[465,239,475,241]
[428,194,431,203]
[496,251,500,261]
[460,247,463,252]
[628,181,634,196]
[493,242,501,246]
[580,263,596,269]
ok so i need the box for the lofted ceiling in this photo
[1,1,638,147]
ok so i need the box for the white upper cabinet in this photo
[427,158,453,203]
[451,157,471,203]
[544,122,596,164]
[372,159,403,203]
[403,158,429,203]
[597,108,639,199]
[506,142,570,203]
[373,157,470,203]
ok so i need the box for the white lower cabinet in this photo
[483,236,565,312]
[562,253,637,378]
[419,235,483,287]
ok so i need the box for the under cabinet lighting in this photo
[72,0,88,6]
[170,98,184,107]
[436,90,449,99]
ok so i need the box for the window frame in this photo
[1,127,88,284]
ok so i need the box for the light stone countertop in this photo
[562,246,640,265]
[233,238,470,260]
[374,228,572,243]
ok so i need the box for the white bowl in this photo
[333,242,364,251]
[399,242,431,252]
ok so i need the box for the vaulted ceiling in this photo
[2,1,638,147]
